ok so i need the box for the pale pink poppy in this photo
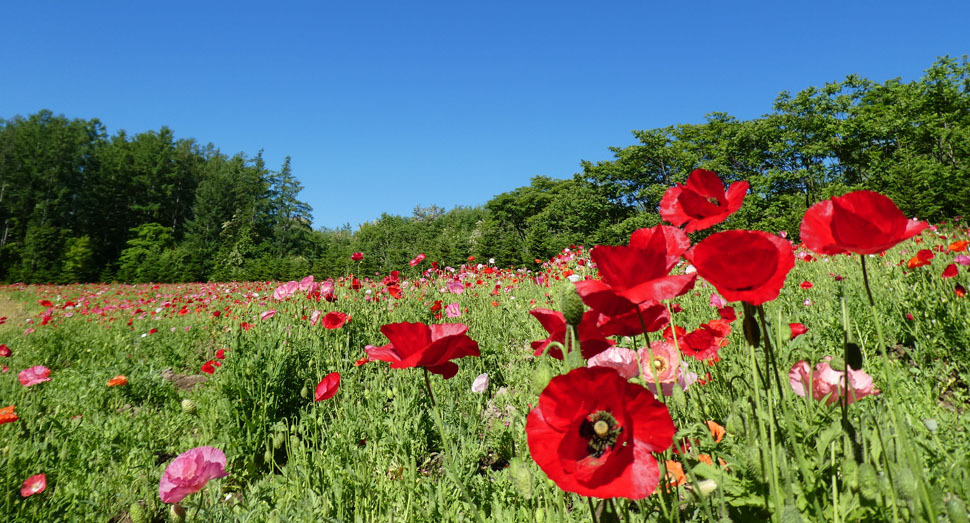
[587,347,640,380]
[789,357,879,405]
[260,310,276,321]
[309,310,322,326]
[158,446,228,503]
[18,365,51,387]
[709,293,726,308]
[447,281,465,295]
[298,275,315,292]
[955,254,970,266]
[638,341,697,396]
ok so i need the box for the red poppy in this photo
[956,284,966,298]
[789,323,809,340]
[717,306,737,322]
[387,285,403,299]
[351,252,364,261]
[907,249,935,269]
[800,281,813,289]
[38,300,54,308]
[942,264,958,278]
[575,226,696,317]
[364,322,480,379]
[409,253,426,267]
[314,372,340,401]
[215,349,227,359]
[20,473,46,497]
[529,309,611,360]
[659,169,748,232]
[679,320,730,361]
[684,230,794,306]
[0,344,10,357]
[800,190,928,255]
[323,311,350,329]
[201,361,216,374]
[594,301,669,338]
[526,367,675,499]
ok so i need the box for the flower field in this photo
[2,177,970,522]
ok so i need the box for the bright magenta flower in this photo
[158,447,228,503]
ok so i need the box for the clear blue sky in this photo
[2,1,967,229]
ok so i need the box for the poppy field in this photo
[2,174,970,522]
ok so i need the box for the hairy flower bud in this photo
[180,399,197,415]
[559,283,585,327]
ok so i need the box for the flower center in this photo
[580,410,622,458]
[652,357,667,372]
[707,196,721,206]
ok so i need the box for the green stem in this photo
[859,255,875,307]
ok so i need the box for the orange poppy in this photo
[0,405,17,425]
[706,420,726,444]
[106,375,128,387]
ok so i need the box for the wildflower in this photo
[314,372,340,401]
[0,405,17,425]
[0,344,10,357]
[18,365,51,387]
[158,447,228,503]
[587,347,640,379]
[323,311,350,329]
[351,252,364,261]
[471,373,489,393]
[20,474,47,497]
[659,169,748,233]
[529,309,611,360]
[685,230,794,306]
[942,264,958,278]
[365,322,480,379]
[526,367,675,499]
[800,190,928,255]
[789,358,879,405]
[106,375,128,387]
[789,323,809,340]
[259,310,276,321]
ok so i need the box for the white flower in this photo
[471,373,489,393]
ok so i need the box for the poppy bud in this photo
[857,463,879,501]
[300,385,309,399]
[180,399,197,415]
[894,466,917,502]
[169,503,186,522]
[508,457,533,499]
[827,357,846,372]
[263,448,274,465]
[129,502,148,523]
[725,413,744,435]
[947,496,969,523]
[531,362,553,395]
[670,381,686,411]
[843,459,859,491]
[558,283,585,327]
[742,313,760,348]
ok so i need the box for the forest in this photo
[1,56,967,283]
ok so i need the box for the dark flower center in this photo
[707,196,721,206]
[580,410,622,457]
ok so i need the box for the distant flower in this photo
[215,349,227,359]
[789,323,809,340]
[351,252,364,261]
[260,310,276,321]
[0,405,17,425]
[789,358,879,405]
[955,254,970,266]
[709,293,726,308]
[20,474,46,497]
[471,373,489,393]
[0,344,10,357]
[201,360,216,374]
[309,310,322,326]
[942,264,958,278]
[18,365,51,387]
[323,311,349,329]
[409,253,426,267]
[706,420,725,444]
[158,447,228,503]
[955,284,966,298]
[106,375,128,387]
[800,281,813,289]
[447,280,465,295]
[314,372,340,401]
[445,302,461,318]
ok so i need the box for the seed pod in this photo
[780,505,803,523]
[742,309,760,348]
[946,496,969,523]
[845,342,863,370]
[169,503,186,522]
[508,458,533,499]
[559,283,585,327]
[857,463,879,500]
[180,399,197,415]
[894,467,917,502]
[129,502,148,523]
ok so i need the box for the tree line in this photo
[1,56,967,283]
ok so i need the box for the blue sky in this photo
[2,1,968,229]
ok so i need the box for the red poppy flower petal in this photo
[380,322,432,358]
[800,200,846,255]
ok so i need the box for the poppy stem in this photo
[859,255,875,307]
[755,305,783,398]
[422,368,436,408]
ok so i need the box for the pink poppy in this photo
[788,358,879,405]
[447,280,465,295]
[158,446,228,503]
[18,365,51,387]
[587,347,640,380]
[409,253,426,267]
[20,474,46,497]
[445,302,461,318]
[638,341,697,396]
[260,310,276,321]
